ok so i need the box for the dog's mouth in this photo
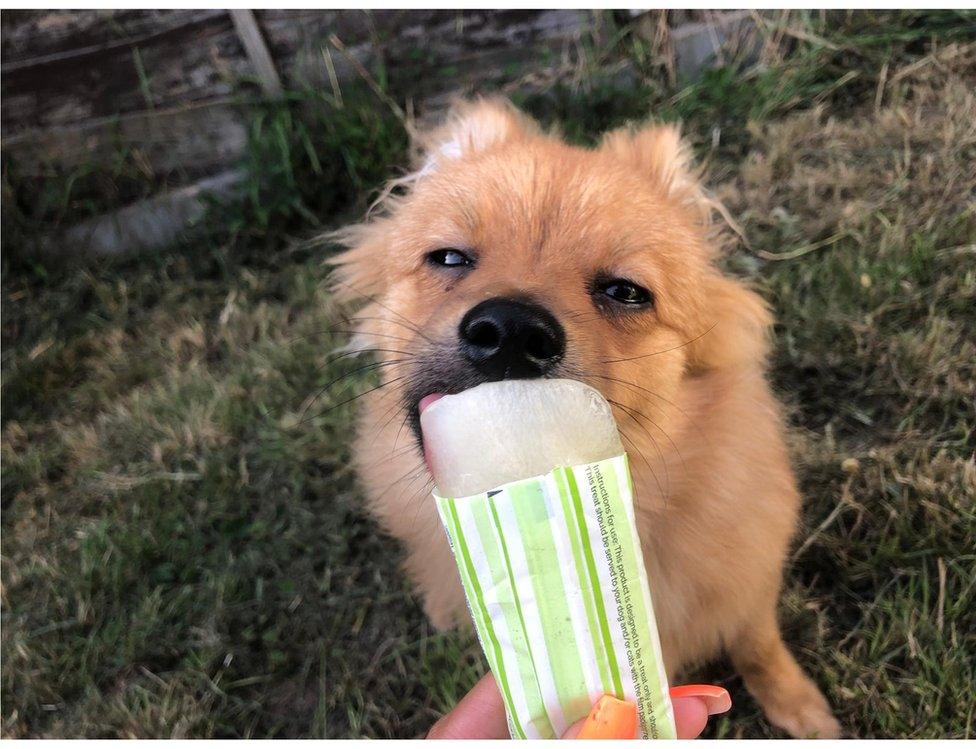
[405,295,570,451]
[402,358,490,451]
[405,368,570,459]
[416,393,446,471]
[418,393,446,414]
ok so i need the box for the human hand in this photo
[427,673,731,739]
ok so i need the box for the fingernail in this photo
[669,685,732,716]
[575,694,638,739]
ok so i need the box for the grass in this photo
[2,10,974,739]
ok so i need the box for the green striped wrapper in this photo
[434,453,676,739]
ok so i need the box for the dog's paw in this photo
[762,684,842,739]
[422,593,468,632]
[425,605,460,632]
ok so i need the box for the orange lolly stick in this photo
[575,695,639,740]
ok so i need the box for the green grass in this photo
[3,11,974,738]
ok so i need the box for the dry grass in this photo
[2,11,974,739]
[698,39,976,739]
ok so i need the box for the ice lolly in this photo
[421,379,623,497]
[421,379,676,740]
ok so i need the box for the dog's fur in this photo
[331,99,841,738]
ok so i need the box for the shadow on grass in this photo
[3,9,974,739]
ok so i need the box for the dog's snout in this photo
[459,297,565,379]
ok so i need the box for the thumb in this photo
[561,687,731,739]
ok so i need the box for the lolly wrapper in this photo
[434,452,676,740]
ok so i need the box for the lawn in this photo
[2,10,974,739]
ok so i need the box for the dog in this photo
[330,98,841,738]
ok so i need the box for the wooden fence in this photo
[1,10,755,256]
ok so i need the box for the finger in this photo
[563,716,586,739]
[562,697,709,740]
[427,673,510,739]
[564,687,731,740]
[669,684,732,716]
[669,685,732,739]
[672,696,710,739]
[564,700,710,741]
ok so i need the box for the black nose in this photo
[459,297,565,379]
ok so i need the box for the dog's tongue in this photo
[418,394,446,472]
[418,393,445,414]
[419,379,623,497]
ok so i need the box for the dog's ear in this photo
[603,123,768,370]
[599,122,708,211]
[414,97,540,174]
[327,219,389,307]
[327,99,537,308]
[328,99,538,307]
[686,272,773,371]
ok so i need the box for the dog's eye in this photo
[598,279,654,306]
[426,249,474,268]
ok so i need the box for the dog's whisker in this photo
[618,428,667,505]
[615,399,687,480]
[331,279,436,344]
[372,462,434,537]
[586,373,679,415]
[285,322,417,346]
[375,390,406,425]
[309,348,418,388]
[564,311,606,326]
[371,399,409,446]
[300,358,411,423]
[357,443,417,473]
[398,466,433,507]
[371,382,420,446]
[606,397,671,497]
[601,323,718,364]
[408,477,436,534]
[392,408,414,454]
[536,365,686,489]
[590,373,680,442]
[587,372,708,450]
[323,346,418,363]
[301,373,411,425]
[292,327,419,347]
[341,315,433,338]
[371,461,430,508]
[569,359,666,499]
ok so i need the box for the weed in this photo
[205,89,407,250]
[2,10,974,739]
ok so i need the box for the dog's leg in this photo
[729,608,842,738]
[403,532,468,631]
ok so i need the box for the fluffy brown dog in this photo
[331,98,841,738]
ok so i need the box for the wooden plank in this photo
[0,10,226,73]
[1,10,586,138]
[229,10,283,98]
[285,10,585,96]
[1,11,244,136]
[1,10,217,63]
[2,9,588,181]
[36,169,245,257]
[2,99,248,176]
[6,9,759,260]
[668,10,758,78]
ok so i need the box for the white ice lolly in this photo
[421,379,624,497]
[421,379,676,740]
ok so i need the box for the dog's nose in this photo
[459,297,565,379]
